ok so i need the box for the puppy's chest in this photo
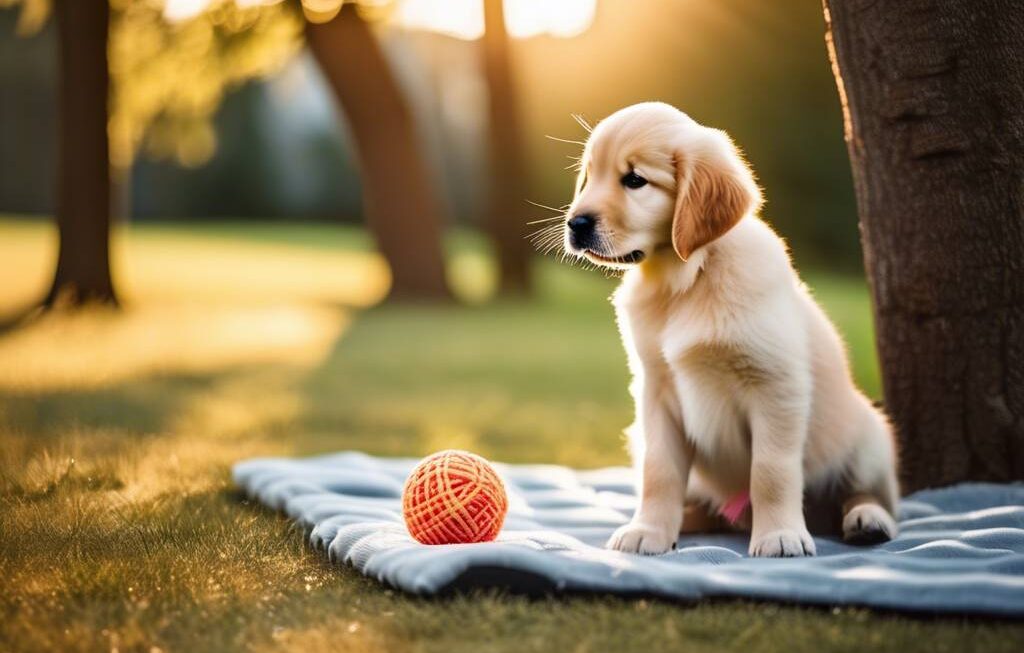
[627,299,757,455]
[629,296,763,385]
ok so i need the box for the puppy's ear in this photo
[671,135,761,261]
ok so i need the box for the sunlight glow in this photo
[504,0,596,38]
[163,0,596,39]
[0,221,387,392]
[163,0,284,23]
[397,0,596,39]
[163,0,208,22]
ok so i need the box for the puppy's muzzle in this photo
[567,213,598,250]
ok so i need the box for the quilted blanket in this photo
[233,452,1024,616]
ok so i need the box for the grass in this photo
[1,217,1017,653]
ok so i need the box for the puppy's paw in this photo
[749,528,816,557]
[606,522,677,555]
[843,503,897,544]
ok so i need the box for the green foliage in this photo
[108,0,302,167]
[4,0,303,167]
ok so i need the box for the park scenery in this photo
[1,1,1022,652]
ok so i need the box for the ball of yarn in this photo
[402,450,508,545]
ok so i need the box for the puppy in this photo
[562,102,899,557]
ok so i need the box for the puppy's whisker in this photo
[547,239,568,257]
[530,225,562,240]
[571,113,593,133]
[534,219,563,231]
[527,216,565,226]
[528,225,568,257]
[531,240,555,253]
[544,243,566,258]
[527,222,562,239]
[531,237,559,253]
[525,199,569,213]
[545,134,586,146]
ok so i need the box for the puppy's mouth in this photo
[583,249,646,265]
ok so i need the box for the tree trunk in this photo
[45,0,117,307]
[482,0,531,295]
[304,4,451,301]
[823,0,1024,492]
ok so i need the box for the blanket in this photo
[233,452,1024,616]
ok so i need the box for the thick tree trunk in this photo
[45,0,117,307]
[305,4,451,301]
[823,0,1024,492]
[482,0,531,294]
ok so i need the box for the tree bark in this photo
[823,0,1024,491]
[45,0,117,307]
[304,4,451,301]
[482,0,531,294]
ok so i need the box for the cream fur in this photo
[563,102,899,557]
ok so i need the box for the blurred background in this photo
[1,0,859,265]
[0,4,885,646]
[9,5,1024,650]
[0,0,877,467]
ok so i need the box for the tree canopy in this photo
[5,0,303,168]
[109,0,301,168]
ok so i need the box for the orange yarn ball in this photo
[402,450,508,545]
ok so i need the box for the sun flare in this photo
[397,0,596,39]
[162,0,596,39]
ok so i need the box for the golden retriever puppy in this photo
[562,102,899,557]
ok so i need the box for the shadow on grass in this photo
[0,302,43,335]
[2,371,225,438]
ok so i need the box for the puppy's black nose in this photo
[568,214,596,235]
[567,213,598,250]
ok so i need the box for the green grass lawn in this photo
[1,218,1018,653]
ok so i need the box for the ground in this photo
[1,218,1019,653]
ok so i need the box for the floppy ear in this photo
[671,140,761,261]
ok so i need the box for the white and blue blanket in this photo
[233,452,1024,616]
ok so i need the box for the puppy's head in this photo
[564,102,761,268]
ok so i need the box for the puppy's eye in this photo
[621,171,648,189]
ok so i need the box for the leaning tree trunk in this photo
[823,0,1024,492]
[305,4,451,301]
[45,0,118,307]
[482,0,531,294]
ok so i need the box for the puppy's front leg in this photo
[607,380,691,555]
[748,399,816,557]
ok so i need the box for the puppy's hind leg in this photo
[842,493,897,544]
[841,412,900,544]
[680,501,732,533]
[679,474,746,533]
